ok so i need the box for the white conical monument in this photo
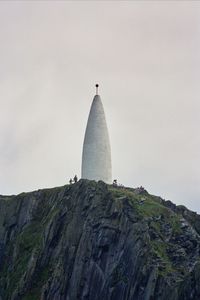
[81,85,112,183]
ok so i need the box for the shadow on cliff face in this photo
[0,179,200,300]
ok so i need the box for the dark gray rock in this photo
[0,180,200,300]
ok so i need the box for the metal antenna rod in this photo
[95,84,99,95]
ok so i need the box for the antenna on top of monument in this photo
[95,84,99,95]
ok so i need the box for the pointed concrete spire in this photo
[81,85,112,183]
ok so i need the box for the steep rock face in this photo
[0,180,200,300]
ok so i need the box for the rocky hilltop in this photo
[0,180,200,300]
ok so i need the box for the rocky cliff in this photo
[0,180,200,300]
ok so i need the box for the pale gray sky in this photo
[0,1,200,212]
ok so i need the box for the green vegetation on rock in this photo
[0,180,200,300]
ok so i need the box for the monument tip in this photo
[95,84,99,95]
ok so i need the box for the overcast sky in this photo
[0,1,200,212]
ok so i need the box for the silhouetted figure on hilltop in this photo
[113,179,118,186]
[74,175,78,183]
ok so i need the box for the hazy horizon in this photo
[0,1,199,212]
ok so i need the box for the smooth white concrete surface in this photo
[81,94,112,184]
